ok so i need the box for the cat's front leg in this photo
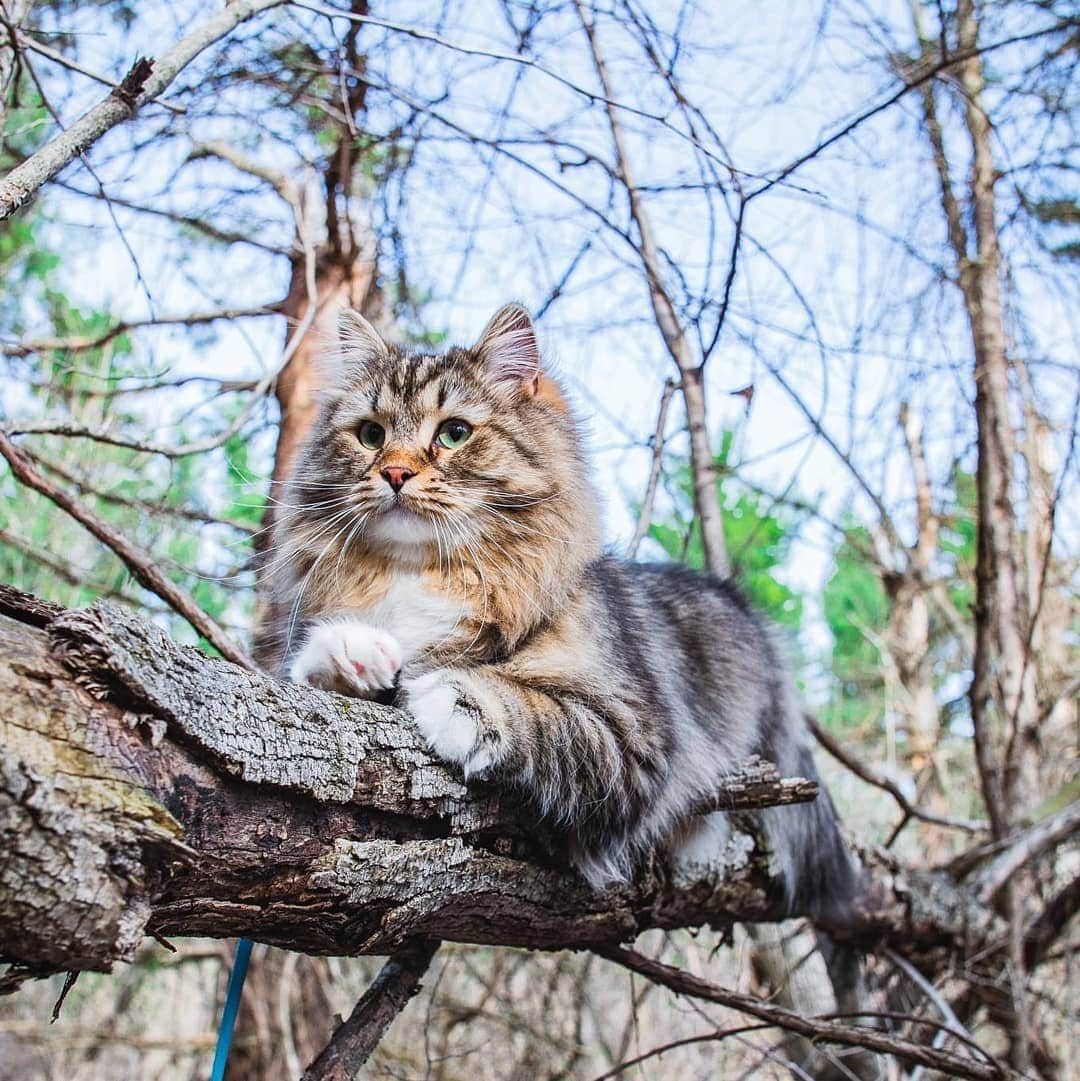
[290,620,403,699]
[403,668,505,778]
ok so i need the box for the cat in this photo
[267,302,855,919]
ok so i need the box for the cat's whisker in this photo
[471,502,598,549]
[330,511,370,592]
[281,506,362,654]
[274,480,359,491]
[249,508,359,581]
[446,485,562,510]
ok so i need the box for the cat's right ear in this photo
[473,303,542,396]
[337,308,390,367]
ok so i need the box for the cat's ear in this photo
[337,308,390,367]
[473,303,541,395]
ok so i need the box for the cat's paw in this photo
[290,621,403,699]
[404,670,499,778]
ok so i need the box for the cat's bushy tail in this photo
[759,740,859,925]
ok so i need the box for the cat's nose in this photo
[381,465,416,492]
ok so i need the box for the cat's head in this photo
[284,303,600,566]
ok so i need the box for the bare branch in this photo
[974,801,1080,904]
[0,0,287,220]
[807,716,988,835]
[600,946,1003,1080]
[627,378,676,559]
[300,940,440,1080]
[574,0,728,576]
[2,305,278,358]
[0,430,254,667]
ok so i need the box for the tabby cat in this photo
[268,303,854,917]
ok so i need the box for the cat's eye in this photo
[435,419,472,449]
[358,420,385,450]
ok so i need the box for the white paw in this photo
[404,670,496,778]
[290,621,403,699]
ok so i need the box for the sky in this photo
[4,0,1077,675]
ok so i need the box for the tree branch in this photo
[0,0,287,220]
[807,715,988,834]
[0,586,1010,990]
[0,430,254,667]
[600,945,1003,1080]
[300,939,440,1080]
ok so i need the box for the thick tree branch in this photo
[0,585,1011,993]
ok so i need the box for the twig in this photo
[15,31,187,114]
[0,429,254,668]
[628,378,676,559]
[0,0,287,220]
[599,946,1003,1080]
[297,0,745,175]
[2,304,276,358]
[973,800,1080,904]
[807,715,987,834]
[0,525,171,609]
[27,446,257,535]
[574,0,728,576]
[55,179,289,255]
[301,939,441,1080]
[885,948,976,1081]
[751,21,1077,201]
[588,1024,772,1081]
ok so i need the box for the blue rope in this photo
[210,937,253,1081]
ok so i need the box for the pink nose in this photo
[381,466,416,492]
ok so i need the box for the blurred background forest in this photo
[0,0,1076,1078]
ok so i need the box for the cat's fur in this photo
[267,303,854,918]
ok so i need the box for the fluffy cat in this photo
[267,303,854,918]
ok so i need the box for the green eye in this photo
[435,418,473,449]
[358,420,385,450]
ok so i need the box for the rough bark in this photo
[0,585,1003,989]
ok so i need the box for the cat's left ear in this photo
[473,303,541,396]
[338,308,390,365]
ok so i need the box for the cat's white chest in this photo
[356,574,463,660]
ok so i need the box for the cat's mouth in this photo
[366,495,441,550]
[383,495,424,516]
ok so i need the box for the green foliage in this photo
[820,525,890,731]
[0,221,259,648]
[818,465,979,736]
[937,465,977,617]
[645,431,803,629]
[0,88,50,166]
[641,438,986,747]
